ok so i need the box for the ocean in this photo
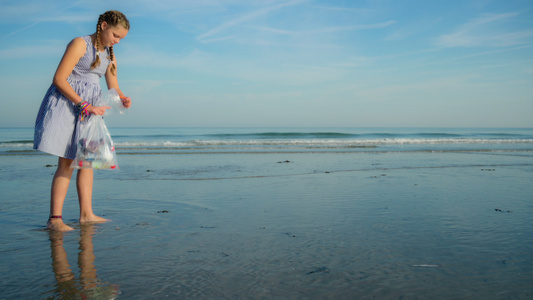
[1,127,532,299]
[3,127,533,155]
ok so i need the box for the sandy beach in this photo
[1,149,532,299]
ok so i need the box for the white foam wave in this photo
[2,138,532,150]
[114,138,533,148]
[0,142,33,148]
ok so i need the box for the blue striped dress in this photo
[34,35,111,159]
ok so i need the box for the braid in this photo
[90,15,104,70]
[108,46,116,76]
[90,10,130,74]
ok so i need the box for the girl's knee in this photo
[56,157,75,176]
[58,157,74,166]
[77,168,93,176]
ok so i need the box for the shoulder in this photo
[63,37,87,58]
[67,37,88,50]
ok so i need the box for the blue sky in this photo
[0,0,532,128]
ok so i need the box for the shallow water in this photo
[1,149,532,299]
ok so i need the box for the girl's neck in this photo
[89,33,106,52]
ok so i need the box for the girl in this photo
[34,10,131,231]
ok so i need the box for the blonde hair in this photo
[90,10,130,76]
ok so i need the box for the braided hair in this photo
[90,10,130,76]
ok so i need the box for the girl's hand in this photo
[87,105,111,115]
[120,96,132,108]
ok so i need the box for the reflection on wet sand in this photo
[48,225,119,299]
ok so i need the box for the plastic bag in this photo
[71,115,118,170]
[98,88,128,115]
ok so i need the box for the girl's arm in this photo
[105,56,131,108]
[52,37,109,115]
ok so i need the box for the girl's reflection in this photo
[48,225,119,299]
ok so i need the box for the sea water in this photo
[1,127,532,299]
[2,127,533,155]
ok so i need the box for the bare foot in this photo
[79,214,110,224]
[47,218,75,232]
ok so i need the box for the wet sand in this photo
[1,151,532,299]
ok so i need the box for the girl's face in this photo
[99,21,129,48]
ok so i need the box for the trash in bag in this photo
[98,88,128,115]
[71,115,118,170]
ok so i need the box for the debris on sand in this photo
[306,267,331,275]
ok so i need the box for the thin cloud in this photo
[0,2,46,20]
[198,35,237,44]
[312,5,373,13]
[252,20,395,36]
[38,15,94,23]
[435,12,533,47]
[2,23,39,40]
[196,0,308,42]
[0,45,63,59]
[435,44,533,63]
[124,79,195,92]
[385,18,442,41]
[2,0,87,39]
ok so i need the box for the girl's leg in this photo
[48,157,75,231]
[77,168,109,223]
